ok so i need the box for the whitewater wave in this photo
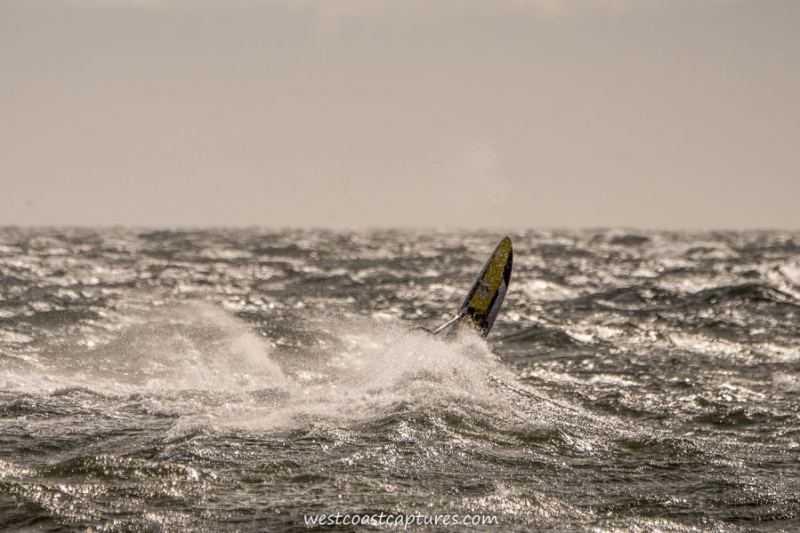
[1,303,547,431]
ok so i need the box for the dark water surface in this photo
[0,228,798,531]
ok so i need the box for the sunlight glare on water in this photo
[0,228,798,530]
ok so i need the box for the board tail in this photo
[434,236,513,338]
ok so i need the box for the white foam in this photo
[3,303,525,432]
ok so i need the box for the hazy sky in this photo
[1,0,798,229]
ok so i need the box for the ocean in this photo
[0,228,798,531]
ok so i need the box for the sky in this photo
[1,0,798,229]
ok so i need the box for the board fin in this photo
[434,236,513,338]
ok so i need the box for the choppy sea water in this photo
[0,228,798,531]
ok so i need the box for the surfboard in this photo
[433,236,513,338]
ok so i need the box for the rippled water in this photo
[0,228,798,531]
